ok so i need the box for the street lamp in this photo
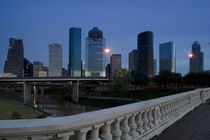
[188,53,193,58]
[104,48,110,54]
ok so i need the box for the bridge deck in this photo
[152,102,210,140]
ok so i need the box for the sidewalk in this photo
[151,102,210,140]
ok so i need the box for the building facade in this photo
[69,28,81,77]
[106,64,111,77]
[190,41,204,73]
[137,31,154,77]
[4,38,24,77]
[33,61,43,77]
[153,59,157,76]
[49,43,62,77]
[110,54,121,76]
[24,58,33,77]
[129,49,138,71]
[159,42,176,73]
[85,27,106,77]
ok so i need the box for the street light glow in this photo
[188,53,193,58]
[104,48,110,53]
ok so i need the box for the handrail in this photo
[0,88,210,140]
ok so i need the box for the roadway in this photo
[0,77,111,82]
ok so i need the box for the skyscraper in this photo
[24,58,33,77]
[106,64,111,77]
[85,27,106,77]
[137,31,154,77]
[49,43,62,77]
[33,61,43,77]
[159,42,176,73]
[69,28,81,77]
[129,49,138,71]
[110,54,121,76]
[153,59,157,76]
[4,38,24,77]
[190,41,204,73]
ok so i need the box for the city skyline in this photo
[0,0,210,75]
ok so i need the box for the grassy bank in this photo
[0,98,43,120]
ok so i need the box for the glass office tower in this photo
[190,41,204,73]
[159,42,176,73]
[49,43,62,77]
[129,49,138,71]
[4,38,24,77]
[137,31,154,77]
[69,28,81,77]
[85,27,106,77]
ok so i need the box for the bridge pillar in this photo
[23,82,31,104]
[40,87,45,108]
[72,80,79,103]
[33,85,38,107]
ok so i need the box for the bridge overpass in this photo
[0,88,209,140]
[0,77,111,104]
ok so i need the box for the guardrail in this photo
[0,88,210,140]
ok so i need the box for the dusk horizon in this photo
[1,0,210,75]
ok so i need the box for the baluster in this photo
[160,104,165,123]
[111,118,122,140]
[142,109,149,131]
[177,99,181,113]
[162,103,167,121]
[128,113,138,138]
[89,124,102,140]
[153,106,160,126]
[182,98,185,111]
[173,101,177,115]
[100,121,112,140]
[75,127,91,140]
[136,112,145,134]
[120,116,132,140]
[165,102,169,120]
[175,100,178,114]
[171,101,175,116]
[168,101,172,118]
[148,107,154,128]
[57,131,74,140]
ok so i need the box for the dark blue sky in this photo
[0,0,210,75]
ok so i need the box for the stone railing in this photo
[0,88,210,140]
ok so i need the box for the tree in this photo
[112,69,132,93]
[153,71,182,89]
[131,70,149,90]
[184,72,210,87]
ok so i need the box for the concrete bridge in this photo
[0,88,210,140]
[0,77,111,104]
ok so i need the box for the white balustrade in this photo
[128,113,138,138]
[136,112,145,134]
[111,118,122,140]
[100,121,112,140]
[0,88,210,140]
[120,116,131,140]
